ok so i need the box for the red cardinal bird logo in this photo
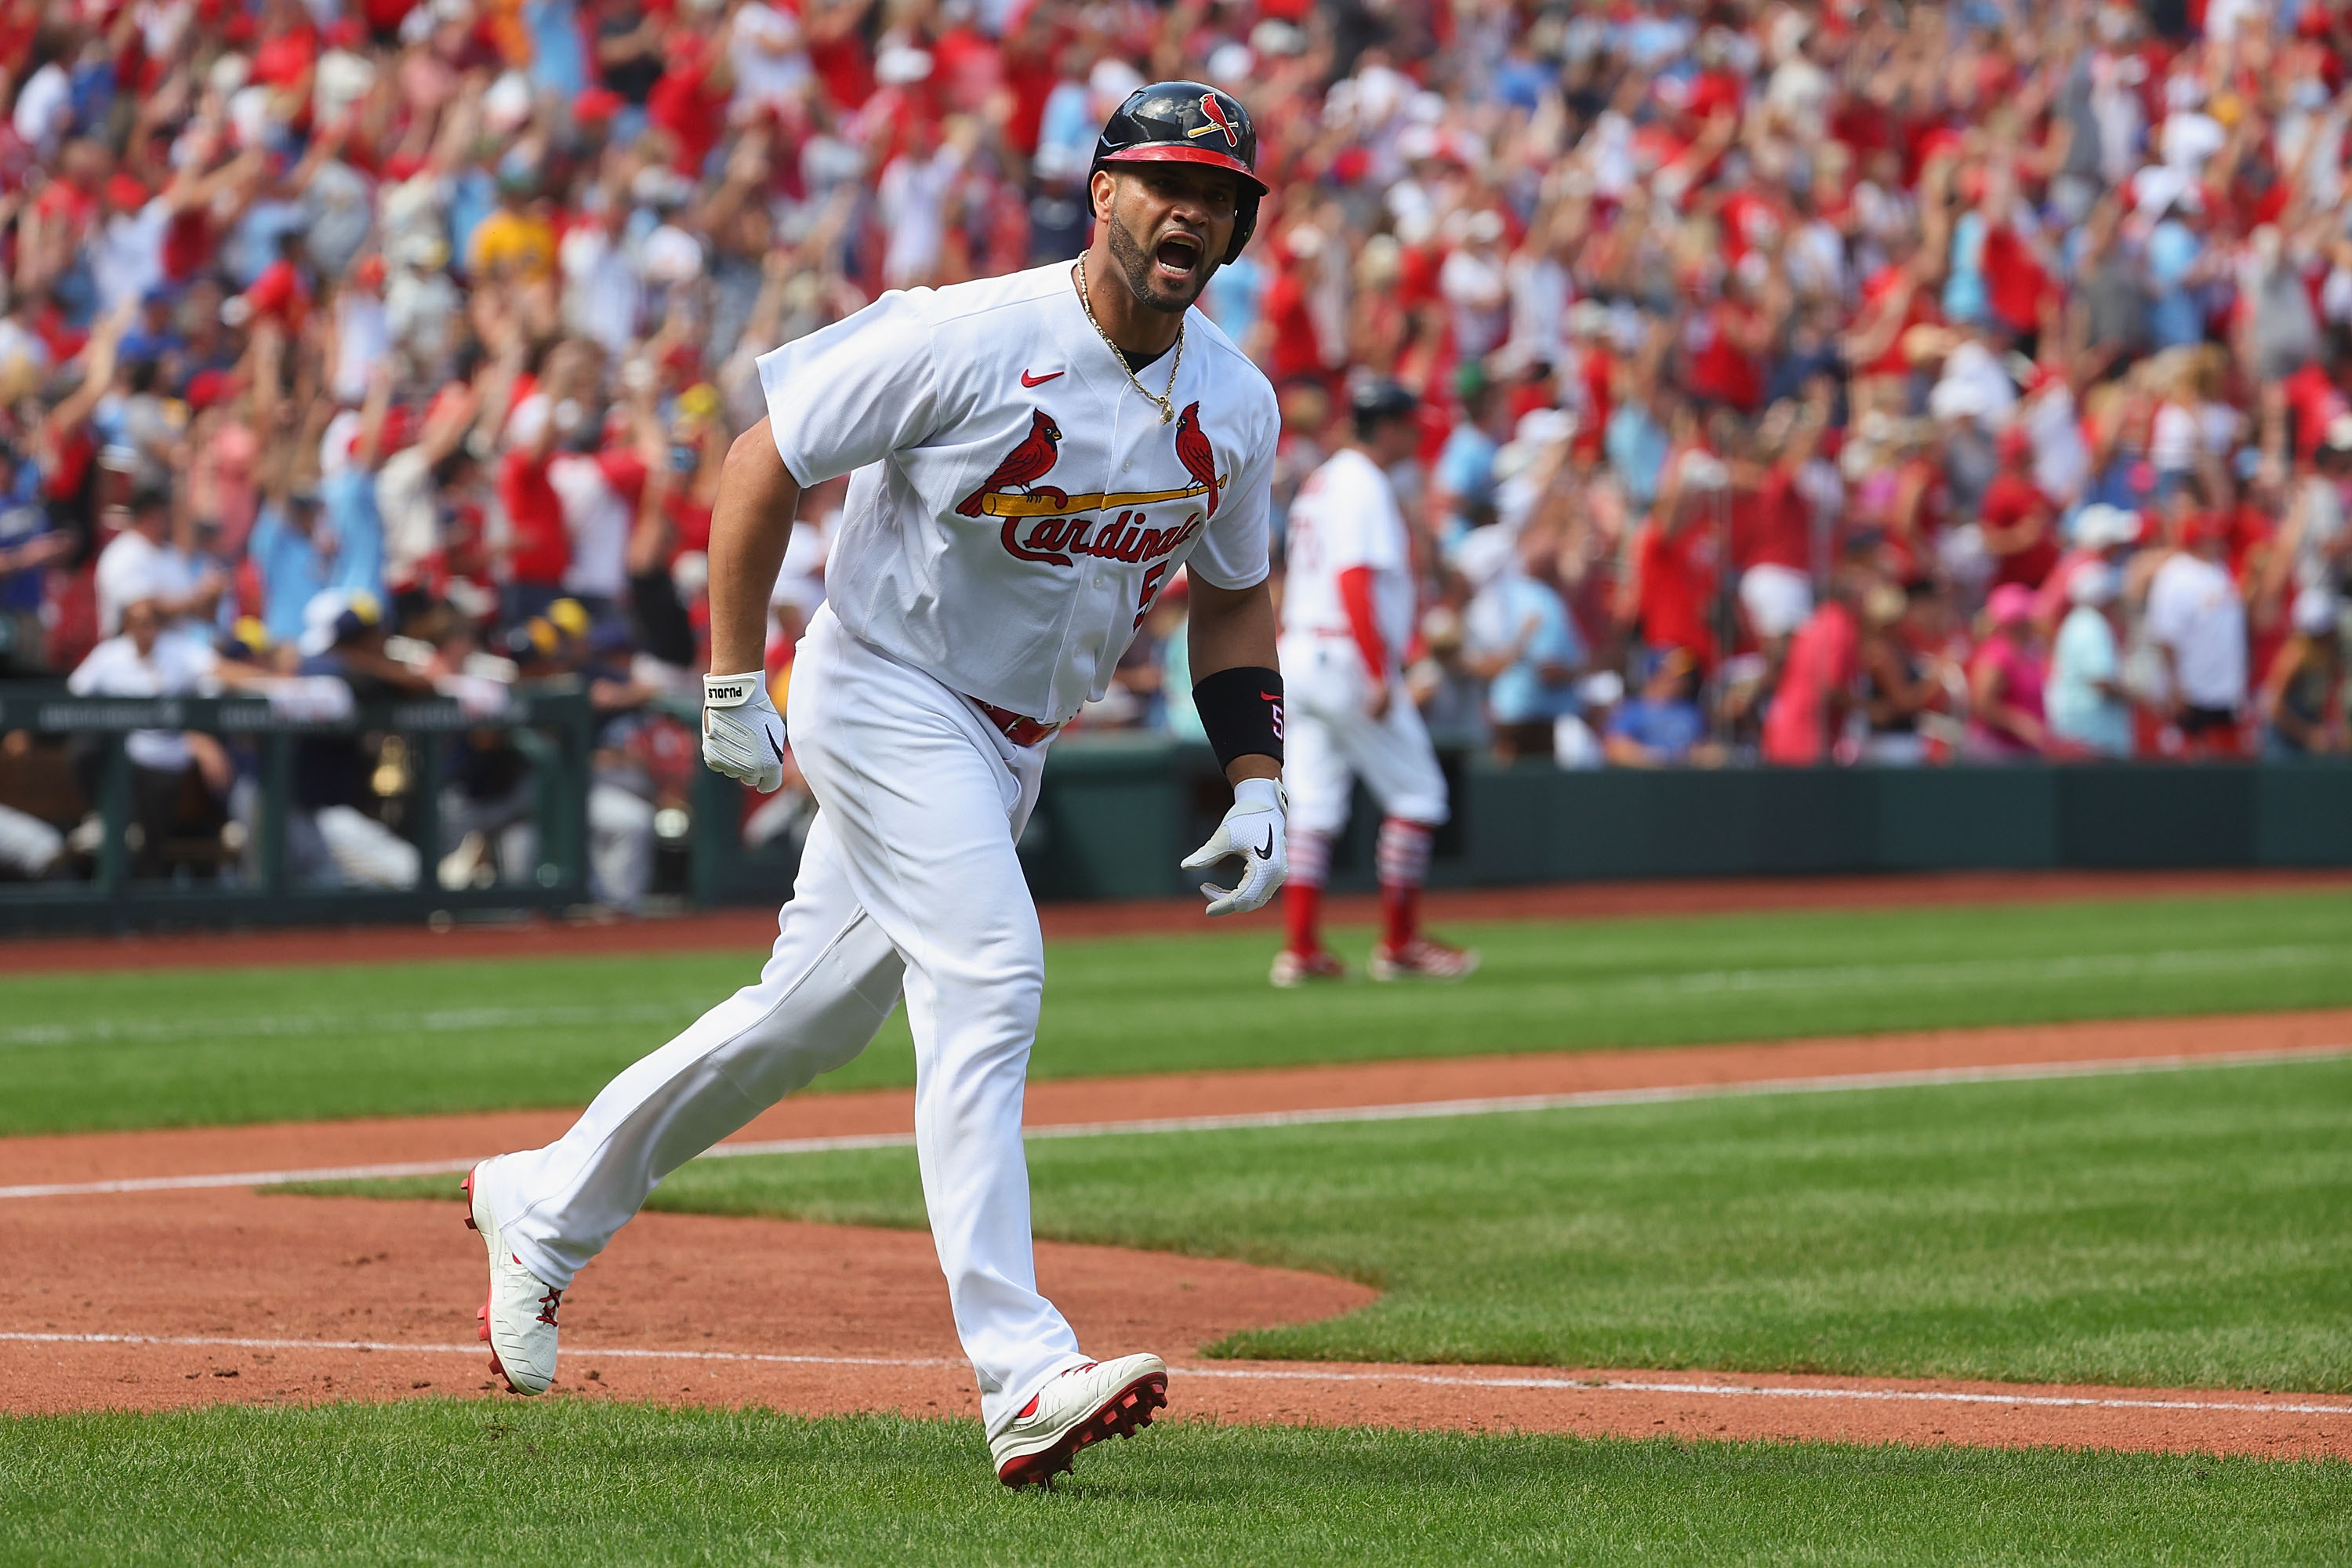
[1174,401,1219,520]
[955,408,1065,517]
[1189,93,1240,149]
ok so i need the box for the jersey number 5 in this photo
[1133,561,1171,629]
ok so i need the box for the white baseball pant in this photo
[481,604,1088,1435]
[1279,633,1450,837]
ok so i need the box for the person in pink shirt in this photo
[1761,571,1863,766]
[1968,583,2050,759]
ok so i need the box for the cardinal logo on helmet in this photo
[1187,93,1240,148]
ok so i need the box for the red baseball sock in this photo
[1375,818,1434,950]
[1285,830,1330,955]
[1285,881,1323,956]
[1380,882,1418,950]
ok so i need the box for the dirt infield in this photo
[5,866,2347,975]
[5,1011,2350,1456]
[4,1190,2347,1457]
[0,1194,2343,1467]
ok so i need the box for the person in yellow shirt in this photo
[468,172,558,285]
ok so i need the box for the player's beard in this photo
[1106,206,1216,315]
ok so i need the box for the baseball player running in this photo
[461,82,1288,1488]
[1271,379,1477,985]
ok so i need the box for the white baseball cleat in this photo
[1269,948,1346,988]
[463,1160,562,1395]
[989,1353,1170,1487]
[1368,937,1480,982]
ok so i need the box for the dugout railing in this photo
[0,684,593,931]
[5,705,2347,925]
[691,738,2352,906]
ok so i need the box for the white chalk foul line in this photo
[0,1331,960,1370]
[5,1043,2348,1201]
[5,1332,2349,1420]
[1174,1364,2352,1418]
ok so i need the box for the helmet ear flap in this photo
[1225,189,1260,264]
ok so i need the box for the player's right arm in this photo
[702,289,940,791]
[1326,463,1399,717]
[708,419,803,680]
[699,418,803,793]
[1336,565,1392,717]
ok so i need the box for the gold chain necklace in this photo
[1076,255,1184,423]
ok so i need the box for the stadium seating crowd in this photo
[2,0,2350,892]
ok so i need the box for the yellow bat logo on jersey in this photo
[977,477,1221,517]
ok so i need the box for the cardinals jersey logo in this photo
[962,403,1227,569]
[954,408,1065,517]
[1187,93,1240,148]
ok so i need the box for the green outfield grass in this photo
[322,1055,2352,1394]
[4,1401,2347,1566]
[3,891,2351,1135]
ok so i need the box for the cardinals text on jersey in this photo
[757,263,1278,724]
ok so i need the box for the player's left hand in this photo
[1182,776,1287,916]
[702,671,787,793]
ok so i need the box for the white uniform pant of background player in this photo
[1280,633,1449,837]
[481,604,1087,1435]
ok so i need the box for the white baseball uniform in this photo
[1278,445,1448,836]
[482,261,1277,1436]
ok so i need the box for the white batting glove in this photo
[1182,776,1287,916]
[702,671,786,793]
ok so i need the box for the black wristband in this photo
[1193,666,1284,769]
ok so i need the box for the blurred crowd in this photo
[4,0,2352,893]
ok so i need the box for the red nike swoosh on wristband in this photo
[1260,693,1281,702]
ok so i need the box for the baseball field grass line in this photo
[6,1402,2349,1566]
[0,999,694,1049]
[630,1056,2352,1394]
[20,1038,2330,1203]
[7,888,2352,1136]
[13,1332,2352,1419]
[5,941,2341,1054]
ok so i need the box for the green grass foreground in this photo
[4,1402,2347,1566]
[323,1057,2352,1394]
[9,890,2352,1134]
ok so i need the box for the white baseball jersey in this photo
[1279,446,1416,670]
[757,262,1279,723]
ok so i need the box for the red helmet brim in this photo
[1095,144,1270,194]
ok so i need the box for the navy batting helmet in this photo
[1350,376,1419,437]
[1091,80,1267,264]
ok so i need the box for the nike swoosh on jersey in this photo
[1020,368,1064,387]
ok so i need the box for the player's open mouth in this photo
[1154,233,1204,281]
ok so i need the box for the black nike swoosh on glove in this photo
[769,732,786,764]
[1251,828,1275,861]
